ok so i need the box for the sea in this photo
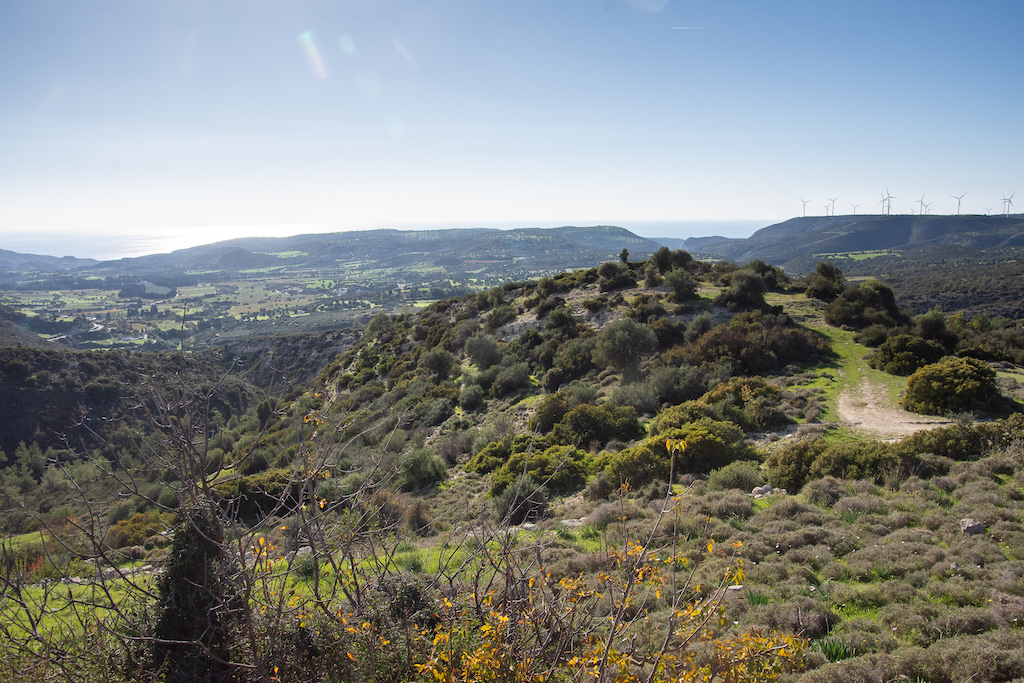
[0,219,774,262]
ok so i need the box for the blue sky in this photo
[1,0,1022,254]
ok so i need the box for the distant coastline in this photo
[0,219,771,261]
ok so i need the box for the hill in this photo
[4,250,1024,682]
[685,214,1024,272]
[0,249,98,274]
[67,225,661,279]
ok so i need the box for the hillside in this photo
[0,249,98,274]
[685,214,1024,272]
[3,251,1024,682]
[57,225,661,280]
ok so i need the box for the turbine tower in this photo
[828,196,839,216]
[1003,193,1016,216]
[917,194,927,215]
[952,193,966,215]
[799,198,810,217]
[884,189,896,215]
[850,203,860,215]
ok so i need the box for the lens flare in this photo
[300,31,328,79]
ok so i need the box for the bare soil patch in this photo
[837,374,950,439]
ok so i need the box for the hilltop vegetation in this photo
[3,248,1024,682]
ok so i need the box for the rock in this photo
[960,518,985,535]
[521,522,538,531]
[762,484,774,495]
[751,486,765,496]
[561,518,585,528]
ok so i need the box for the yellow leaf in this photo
[347,652,356,661]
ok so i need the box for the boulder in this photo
[960,518,985,535]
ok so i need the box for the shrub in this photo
[399,449,448,491]
[550,403,642,449]
[594,318,657,382]
[714,268,766,309]
[608,382,660,415]
[635,417,753,476]
[460,384,485,412]
[465,437,512,475]
[869,334,945,375]
[801,476,848,507]
[707,460,764,491]
[419,346,455,379]
[825,279,909,329]
[491,362,531,398]
[904,357,998,416]
[465,333,501,369]
[664,269,698,301]
[803,261,846,302]
[488,304,517,329]
[493,475,548,525]
[489,444,587,496]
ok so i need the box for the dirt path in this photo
[836,373,951,440]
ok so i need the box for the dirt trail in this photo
[836,373,951,440]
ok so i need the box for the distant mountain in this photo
[81,225,661,278]
[0,249,99,273]
[683,214,1024,272]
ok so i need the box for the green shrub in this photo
[489,444,587,496]
[869,334,945,375]
[460,384,485,412]
[491,362,531,398]
[593,318,657,382]
[465,437,512,475]
[493,475,548,525]
[714,268,766,310]
[399,449,448,492]
[419,346,455,379]
[664,269,698,301]
[825,279,909,329]
[903,357,998,415]
[488,304,517,329]
[707,460,764,491]
[550,403,642,449]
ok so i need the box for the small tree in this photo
[419,346,455,379]
[664,269,698,302]
[594,318,657,382]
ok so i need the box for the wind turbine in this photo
[850,203,860,215]
[1002,193,1016,216]
[952,193,966,215]
[917,194,927,215]
[923,201,932,215]
[821,203,830,216]
[884,189,896,215]
[799,198,810,217]
[828,196,839,216]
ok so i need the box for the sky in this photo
[1,0,1022,258]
